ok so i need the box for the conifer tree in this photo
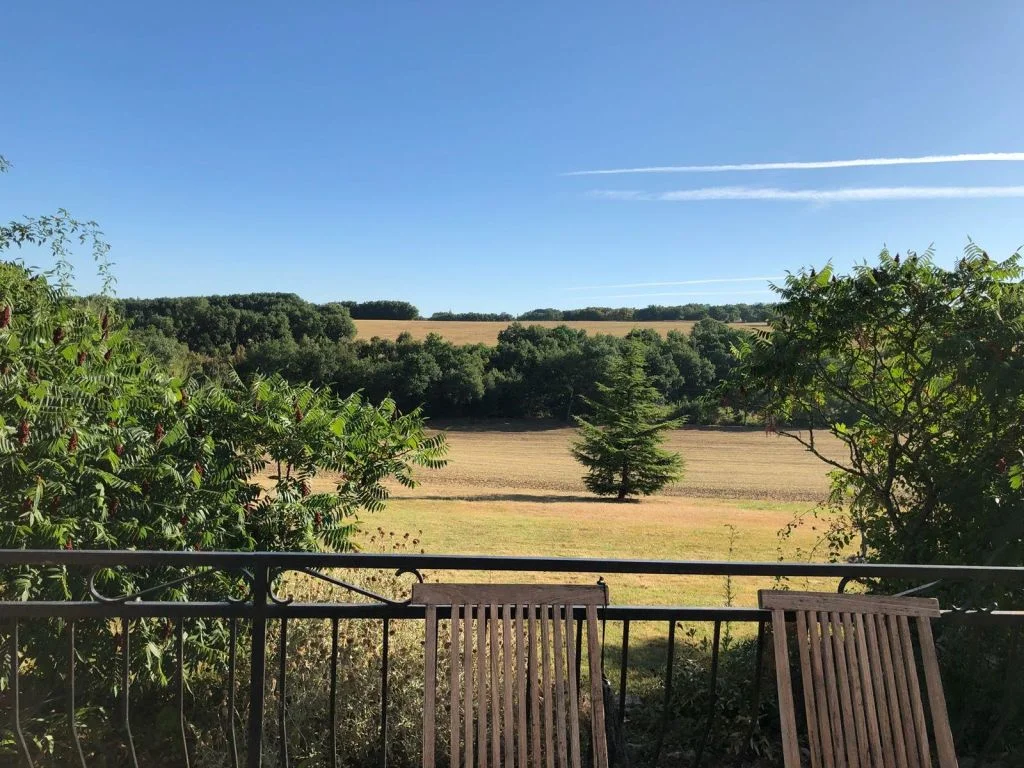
[571,345,683,499]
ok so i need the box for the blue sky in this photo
[2,2,1023,314]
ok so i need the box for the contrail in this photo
[590,185,1024,202]
[570,276,783,291]
[564,152,1024,176]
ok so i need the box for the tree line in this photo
[430,302,773,322]
[123,305,751,422]
[117,293,775,327]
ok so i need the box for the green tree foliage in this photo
[343,299,420,319]
[234,318,744,422]
[516,302,773,322]
[733,246,1024,566]
[116,292,356,356]
[571,345,684,499]
[429,311,514,321]
[690,318,748,382]
[517,307,564,320]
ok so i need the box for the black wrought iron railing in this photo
[0,550,1022,767]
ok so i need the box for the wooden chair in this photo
[759,590,957,768]
[414,583,609,768]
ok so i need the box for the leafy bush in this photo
[734,247,1024,568]
[0,261,446,762]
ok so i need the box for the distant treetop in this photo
[514,303,773,323]
[342,299,420,320]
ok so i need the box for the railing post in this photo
[247,565,269,768]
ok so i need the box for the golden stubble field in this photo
[304,423,849,612]
[352,319,768,344]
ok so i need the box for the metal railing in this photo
[0,550,1022,767]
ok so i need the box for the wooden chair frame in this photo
[759,590,957,768]
[415,584,609,768]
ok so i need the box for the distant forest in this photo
[119,293,774,324]
[116,293,766,424]
[436,302,773,323]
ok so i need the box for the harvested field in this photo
[308,423,849,610]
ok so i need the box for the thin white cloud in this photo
[590,185,1024,202]
[570,276,783,291]
[565,152,1024,176]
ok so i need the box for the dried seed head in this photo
[154,423,165,442]
[114,443,125,457]
[53,326,65,344]
[17,420,30,446]
[104,349,112,363]
[68,431,79,452]
[0,305,10,328]
[76,350,87,366]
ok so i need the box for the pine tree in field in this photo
[571,345,684,500]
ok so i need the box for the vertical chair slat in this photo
[874,613,910,768]
[916,617,958,768]
[552,605,570,768]
[529,606,542,768]
[585,605,609,768]
[541,605,555,768]
[477,606,487,768]
[490,603,501,768]
[449,605,460,768]
[564,609,582,768]
[423,605,438,768]
[897,615,932,767]
[819,611,849,768]
[886,614,921,766]
[502,604,516,768]
[852,613,886,768]
[770,609,802,768]
[795,611,823,768]
[863,613,895,768]
[516,605,528,768]
[840,613,871,767]
[807,611,837,768]
[828,612,861,768]
[464,604,475,768]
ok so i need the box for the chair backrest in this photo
[759,590,957,768]
[414,583,609,768]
